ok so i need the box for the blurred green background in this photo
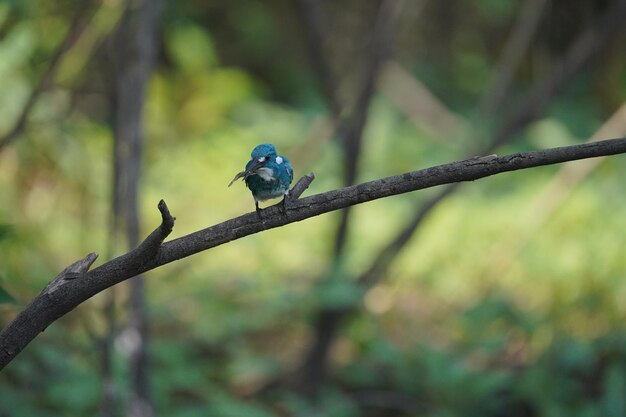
[1,0,626,416]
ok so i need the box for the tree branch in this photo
[0,200,174,370]
[352,0,626,293]
[289,173,316,200]
[1,137,625,370]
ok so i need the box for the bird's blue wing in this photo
[283,157,294,184]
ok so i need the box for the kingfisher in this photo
[228,144,294,213]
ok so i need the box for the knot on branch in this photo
[158,199,175,235]
[130,200,176,269]
[44,252,98,294]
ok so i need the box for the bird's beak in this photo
[245,158,267,175]
[228,158,267,187]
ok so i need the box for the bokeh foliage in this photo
[1,0,625,416]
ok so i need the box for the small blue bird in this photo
[228,144,294,213]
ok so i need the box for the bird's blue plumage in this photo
[230,144,293,211]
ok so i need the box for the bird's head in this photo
[247,143,277,172]
[250,143,277,162]
[228,143,278,187]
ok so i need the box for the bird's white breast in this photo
[256,167,274,181]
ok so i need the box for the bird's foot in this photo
[255,201,263,218]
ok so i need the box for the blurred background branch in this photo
[0,2,96,152]
[282,0,626,399]
[296,0,407,394]
[477,0,549,118]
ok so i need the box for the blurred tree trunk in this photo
[108,0,163,416]
[295,0,404,395]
